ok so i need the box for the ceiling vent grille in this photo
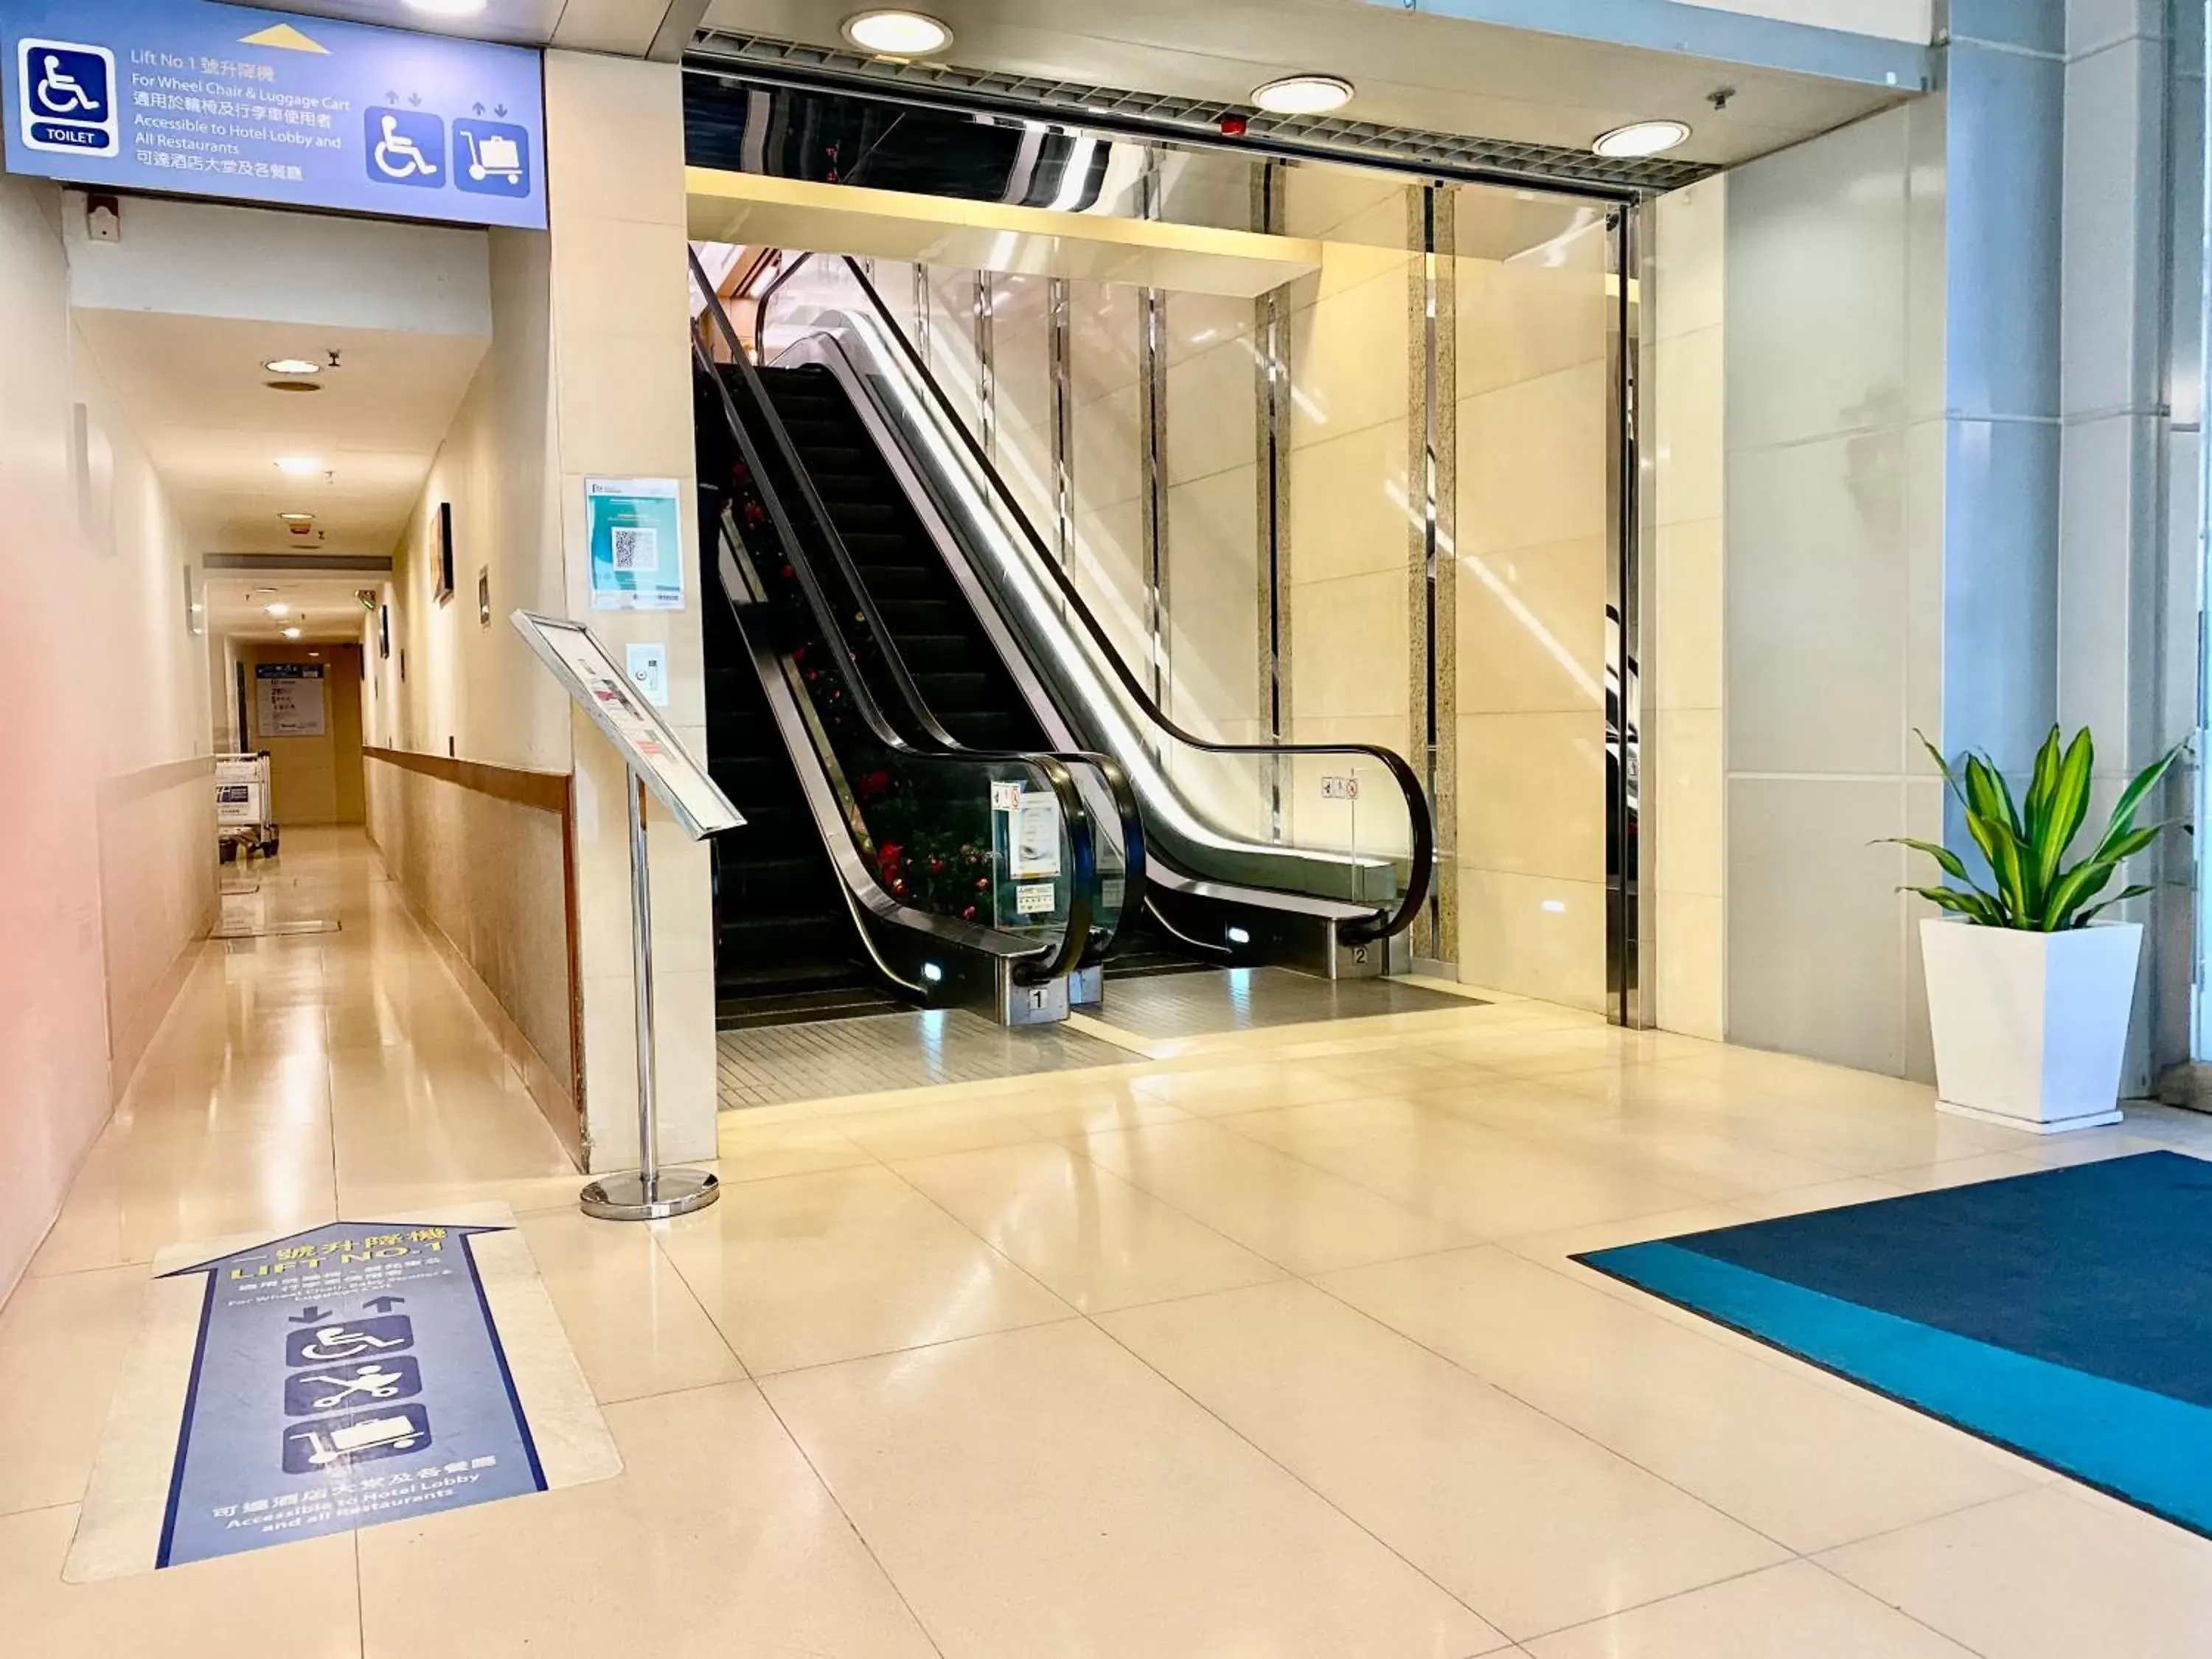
[686,29,1714,195]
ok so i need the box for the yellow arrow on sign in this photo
[237,22,330,54]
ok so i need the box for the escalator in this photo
[753,361,1214,984]
[751,253,1433,984]
[756,366,1044,756]
[698,490,897,1026]
[688,274,1135,1031]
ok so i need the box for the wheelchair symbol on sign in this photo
[372,113,439,180]
[35,52,99,115]
[285,1314,414,1366]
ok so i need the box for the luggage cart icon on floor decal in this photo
[460,128,524,185]
[281,1404,432,1473]
[215,752,277,860]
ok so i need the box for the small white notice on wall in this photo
[254,664,326,737]
[625,643,669,707]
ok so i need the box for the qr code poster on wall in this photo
[585,477,684,611]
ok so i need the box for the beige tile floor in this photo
[7,828,2212,1655]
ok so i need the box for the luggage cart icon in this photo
[461,128,522,184]
[282,1403,432,1472]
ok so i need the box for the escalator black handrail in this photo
[764,330,1157,972]
[768,251,1434,945]
[689,250,1097,987]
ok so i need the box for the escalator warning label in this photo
[1015,883,1057,917]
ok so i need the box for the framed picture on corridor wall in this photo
[434,501,456,603]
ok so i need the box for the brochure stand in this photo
[512,611,744,1221]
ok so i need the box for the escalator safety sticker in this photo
[1015,882,1057,917]
[990,780,1023,813]
[64,1203,621,1581]
[1010,793,1062,880]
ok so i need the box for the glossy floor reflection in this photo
[7,829,2212,1655]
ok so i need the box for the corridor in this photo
[6,832,2212,1657]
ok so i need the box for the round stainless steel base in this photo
[578,1169,720,1221]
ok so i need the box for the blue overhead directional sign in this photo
[0,0,546,229]
[156,1220,546,1568]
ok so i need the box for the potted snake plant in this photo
[1897,727,2185,1133]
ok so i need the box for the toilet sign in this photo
[0,0,546,230]
[66,1205,620,1580]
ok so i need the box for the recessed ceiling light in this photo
[266,602,290,617]
[1593,119,1691,159]
[278,512,314,525]
[1251,75,1354,116]
[403,0,487,16]
[282,625,304,639]
[842,10,953,55]
[274,456,322,476]
[262,358,320,375]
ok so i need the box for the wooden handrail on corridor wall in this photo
[361,746,584,1161]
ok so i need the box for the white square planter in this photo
[1919,918,2142,1134]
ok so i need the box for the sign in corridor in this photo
[0,0,547,229]
[159,1221,543,1567]
[67,1205,619,1580]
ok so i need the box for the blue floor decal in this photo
[1578,1151,2212,1540]
[156,1221,545,1568]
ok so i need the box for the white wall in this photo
[373,52,713,1173]
[375,229,564,771]
[0,177,214,1301]
[66,194,490,337]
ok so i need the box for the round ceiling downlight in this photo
[842,10,953,55]
[1251,75,1354,116]
[1592,119,1692,159]
[263,357,321,375]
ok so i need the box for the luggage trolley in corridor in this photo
[215,751,278,860]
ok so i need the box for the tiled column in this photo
[1722,100,1946,1077]
[2056,0,2183,1091]
[543,52,715,1171]
[1649,177,1726,1041]
[1928,3,2065,1085]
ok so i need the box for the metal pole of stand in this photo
[579,773,720,1221]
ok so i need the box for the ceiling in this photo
[72,310,488,559]
[696,0,1915,170]
[259,0,709,55]
[206,574,380,644]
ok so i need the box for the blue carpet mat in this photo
[1576,1151,2212,1538]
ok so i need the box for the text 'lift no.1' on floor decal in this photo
[66,1203,619,1579]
